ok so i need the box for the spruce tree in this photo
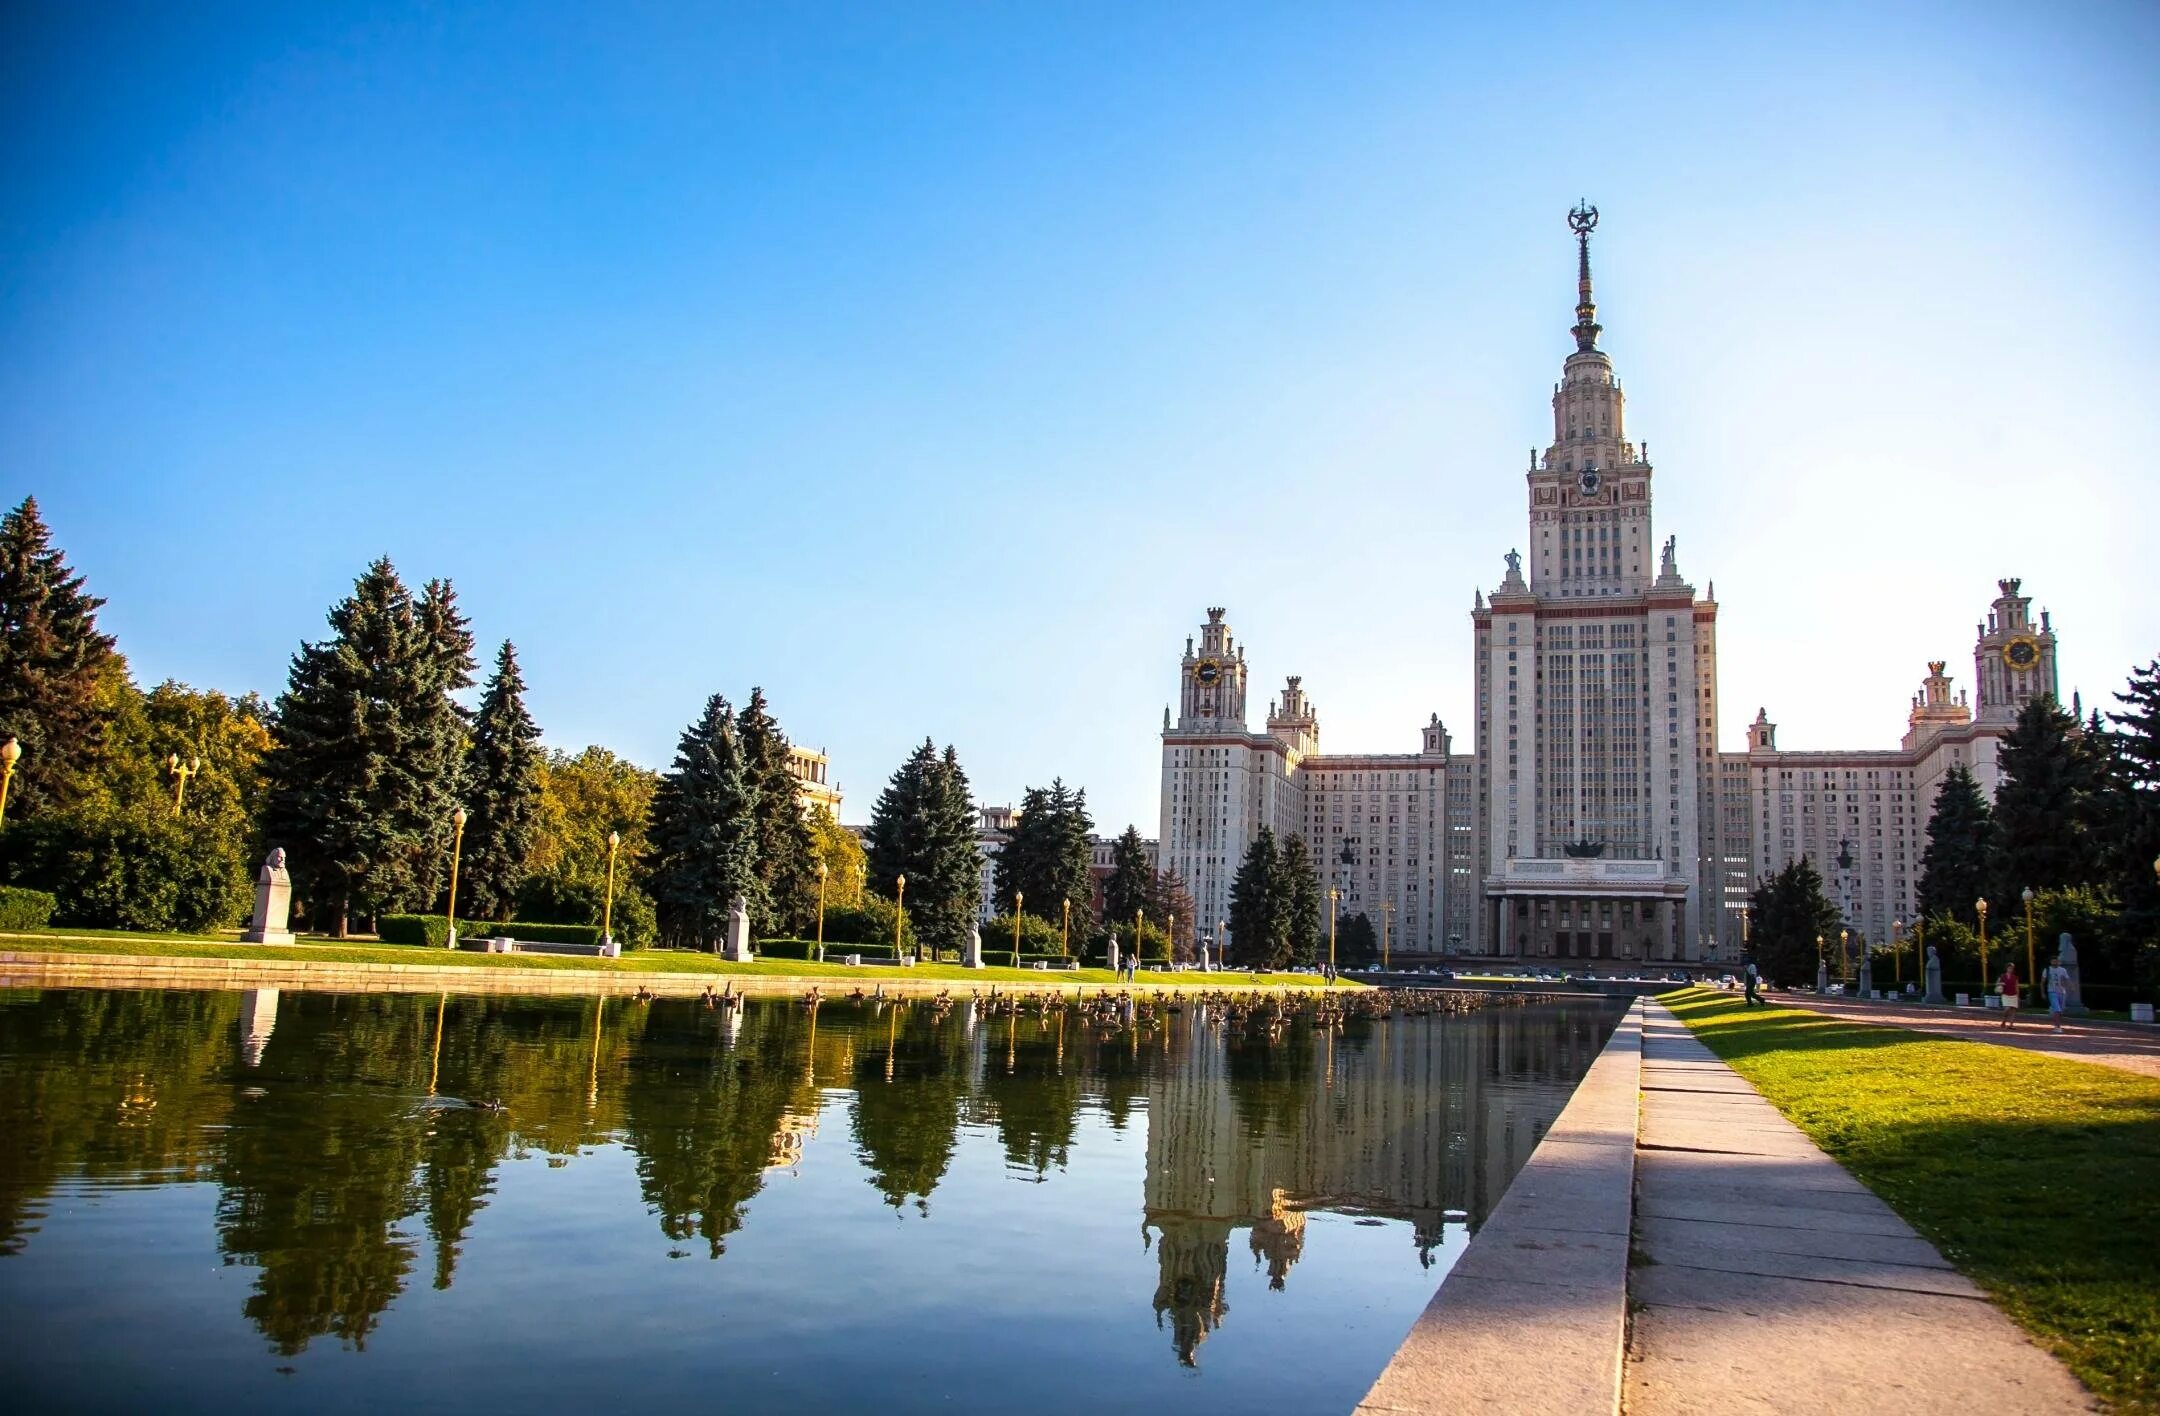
[862,739,981,959]
[736,687,818,937]
[1227,827,1281,968]
[993,779,1093,925]
[1991,695,2103,899]
[2105,660,2160,968]
[0,496,119,815]
[457,641,542,921]
[1338,912,1379,967]
[646,694,763,951]
[1279,833,1322,967]
[264,559,464,935]
[1917,765,1995,924]
[1103,825,1153,926]
[1148,868,1197,959]
[1748,857,1842,987]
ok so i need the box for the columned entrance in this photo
[1482,858,1689,963]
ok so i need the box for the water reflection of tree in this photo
[0,989,240,1255]
[848,1004,968,1213]
[980,1016,1083,1178]
[622,1000,807,1257]
[213,994,431,1355]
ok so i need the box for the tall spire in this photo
[1568,200,1601,352]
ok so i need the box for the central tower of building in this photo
[1469,204,1725,961]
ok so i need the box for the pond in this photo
[0,985,1621,1414]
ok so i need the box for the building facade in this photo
[1157,209,2064,968]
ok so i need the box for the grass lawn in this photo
[0,929,1345,990]
[1662,987,2160,1413]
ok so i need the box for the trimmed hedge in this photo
[0,885,57,931]
[378,915,602,948]
[758,937,899,962]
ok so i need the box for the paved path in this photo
[1625,1001,2094,1415]
[1778,994,2160,1080]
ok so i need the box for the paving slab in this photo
[1626,1001,2094,1415]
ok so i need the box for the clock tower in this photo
[1176,607,1248,730]
[1526,202,1656,600]
[1973,578,2059,725]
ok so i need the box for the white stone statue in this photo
[1924,944,1944,1004]
[721,895,754,962]
[242,849,295,944]
[962,926,985,969]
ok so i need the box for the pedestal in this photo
[1107,937,1121,974]
[1924,961,1944,1004]
[1816,962,1829,994]
[720,896,754,963]
[1857,956,1874,1001]
[242,850,295,944]
[962,927,984,969]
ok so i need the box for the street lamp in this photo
[0,737,20,828]
[1815,933,1826,993]
[603,830,621,948]
[895,874,907,961]
[1975,898,1990,990]
[814,860,828,962]
[1839,928,1850,984]
[1891,918,1903,989]
[1380,901,1394,973]
[1061,897,1071,959]
[1327,887,1341,984]
[445,807,468,948]
[165,753,201,818]
[1168,913,1176,970]
[1013,891,1025,968]
[2021,885,2036,987]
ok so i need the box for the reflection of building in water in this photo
[238,989,279,1067]
[1141,1005,1605,1363]
[766,1112,818,1170]
[1147,1216,1229,1367]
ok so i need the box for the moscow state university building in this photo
[1157,211,2061,967]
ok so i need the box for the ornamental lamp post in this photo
[1815,933,1827,994]
[0,737,21,828]
[1061,897,1071,958]
[166,753,202,818]
[1839,928,1850,985]
[1328,887,1341,984]
[894,874,907,961]
[1975,897,1989,990]
[814,860,828,961]
[1891,918,1903,988]
[1013,891,1025,968]
[1168,913,1176,970]
[445,807,468,948]
[2021,885,2036,986]
[1381,901,1394,973]
[1135,908,1145,971]
[602,830,620,948]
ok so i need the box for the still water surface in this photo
[0,986,1618,1414]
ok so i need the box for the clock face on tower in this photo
[1578,467,1602,496]
[2003,636,2041,672]
[1193,659,1222,686]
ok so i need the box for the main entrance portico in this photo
[1484,857,1687,962]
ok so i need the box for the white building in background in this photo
[787,745,842,817]
[1158,208,2066,969]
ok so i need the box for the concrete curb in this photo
[1356,998,1642,1415]
[0,949,1331,1000]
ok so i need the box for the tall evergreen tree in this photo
[0,496,119,816]
[1102,826,1153,926]
[736,687,819,938]
[993,779,1093,925]
[1226,827,1281,968]
[457,642,542,921]
[2104,659,2160,984]
[1148,868,1197,959]
[862,739,981,959]
[1337,911,1379,967]
[645,694,763,951]
[1991,694,2105,900]
[1279,833,1322,966]
[1916,765,1996,924]
[1748,857,1842,987]
[263,559,469,935]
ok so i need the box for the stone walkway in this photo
[1778,994,2160,1080]
[1625,1001,2094,1415]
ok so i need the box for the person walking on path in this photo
[1743,958,1762,1007]
[1998,962,2021,1029]
[2047,954,2072,1034]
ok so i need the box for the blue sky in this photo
[4,2,2156,835]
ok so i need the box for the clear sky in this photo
[4,2,2155,836]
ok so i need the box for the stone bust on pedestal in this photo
[242,848,295,944]
[1923,944,1944,1004]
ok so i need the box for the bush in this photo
[378,914,601,948]
[757,937,898,962]
[0,885,57,931]
[516,869,658,948]
[984,912,1071,963]
[0,808,249,934]
[822,897,914,951]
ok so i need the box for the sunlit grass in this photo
[0,928,1348,989]
[1662,986,2160,1413]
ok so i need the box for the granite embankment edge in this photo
[1356,998,1643,1416]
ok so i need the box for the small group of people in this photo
[1995,954,2076,1033]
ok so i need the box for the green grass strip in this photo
[0,929,1347,989]
[1660,986,2160,1413]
